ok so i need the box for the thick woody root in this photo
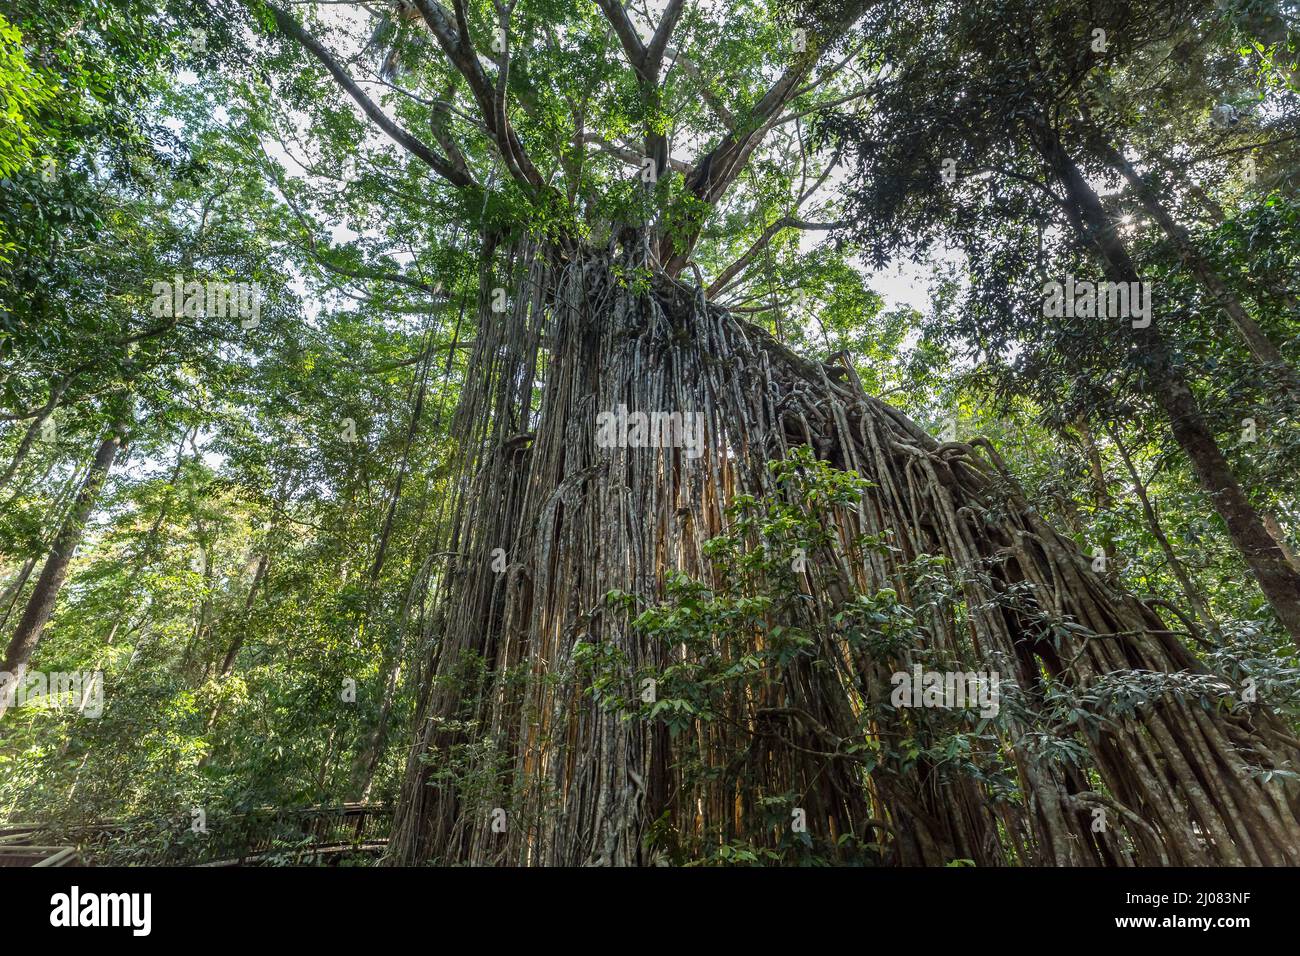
[388,243,1300,866]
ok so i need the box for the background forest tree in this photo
[0,0,1298,866]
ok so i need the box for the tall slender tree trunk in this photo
[1039,127,1300,647]
[186,538,215,675]
[216,553,269,678]
[1075,416,1112,509]
[0,558,37,635]
[1107,423,1222,642]
[1263,513,1300,572]
[0,375,73,495]
[1102,142,1300,397]
[0,426,124,715]
[0,461,89,633]
[356,652,402,801]
[201,553,271,750]
[115,427,194,658]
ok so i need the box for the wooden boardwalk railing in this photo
[0,804,392,866]
[0,825,80,867]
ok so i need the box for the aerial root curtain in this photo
[388,238,1300,866]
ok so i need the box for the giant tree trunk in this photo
[387,240,1300,866]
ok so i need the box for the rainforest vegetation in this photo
[0,0,1298,866]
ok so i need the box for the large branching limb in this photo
[706,144,841,298]
[789,34,872,100]
[709,162,844,299]
[366,74,479,180]
[620,0,687,77]
[594,0,647,73]
[427,110,475,183]
[641,0,689,174]
[662,0,875,274]
[773,86,874,127]
[490,1,536,189]
[594,0,685,175]
[409,0,544,189]
[264,1,475,188]
[367,75,490,133]
[707,215,841,300]
[643,0,686,78]
[687,61,820,205]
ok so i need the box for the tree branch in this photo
[707,215,840,298]
[594,0,647,72]
[581,133,690,173]
[663,0,874,274]
[408,0,545,189]
[265,1,475,188]
[644,0,685,77]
